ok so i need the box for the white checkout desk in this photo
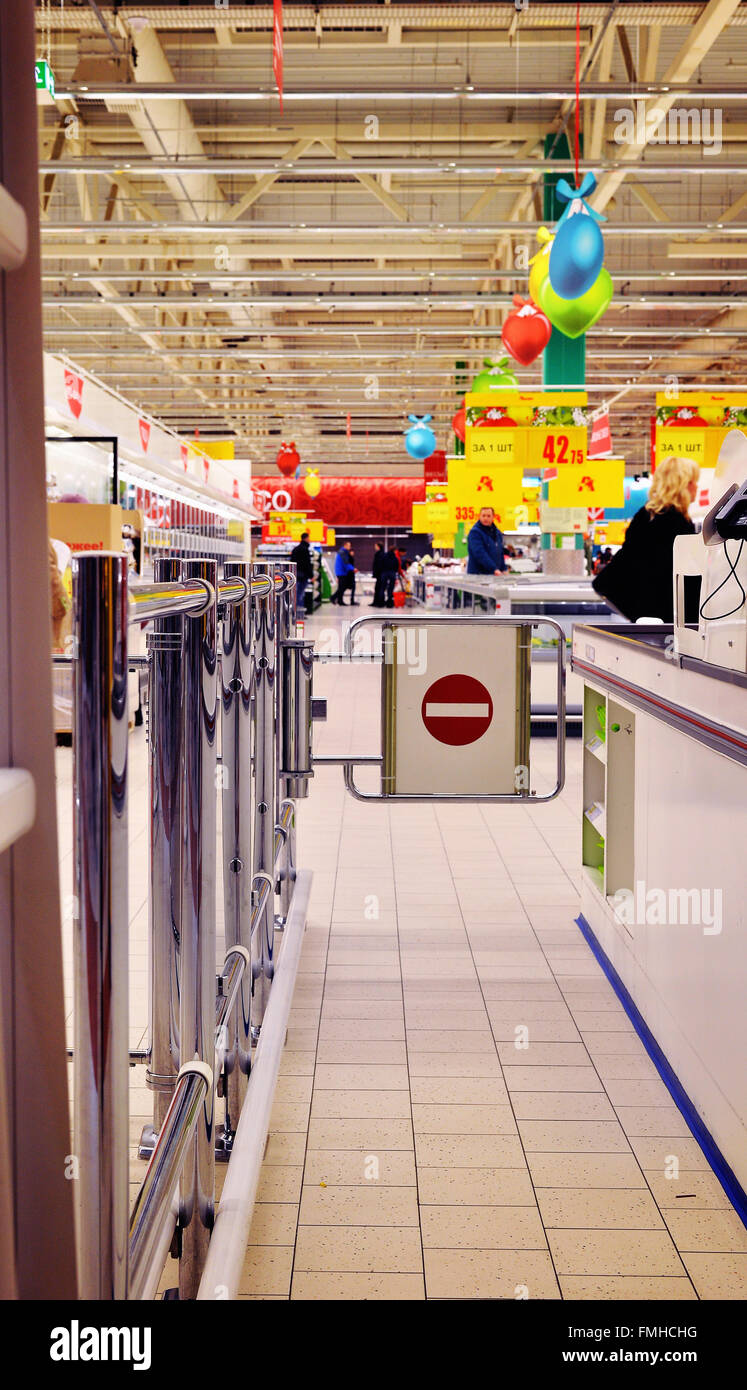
[571,622,747,1202]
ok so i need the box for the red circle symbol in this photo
[421,673,494,747]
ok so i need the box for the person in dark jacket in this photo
[592,455,699,622]
[467,507,507,575]
[370,541,386,607]
[381,546,400,608]
[332,540,357,605]
[290,532,314,614]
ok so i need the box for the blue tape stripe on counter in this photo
[575,912,747,1229]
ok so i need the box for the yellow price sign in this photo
[527,425,586,471]
[448,460,524,525]
[465,427,519,466]
[544,458,624,509]
[657,427,704,466]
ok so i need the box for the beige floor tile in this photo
[406,1029,496,1053]
[299,1183,419,1226]
[404,1008,490,1031]
[581,1032,646,1055]
[312,1063,409,1090]
[263,1132,307,1165]
[663,1208,747,1253]
[503,1065,603,1093]
[559,1275,696,1300]
[517,1120,631,1153]
[269,1101,311,1132]
[627,1136,713,1173]
[318,1021,406,1042]
[316,1040,407,1064]
[254,1163,304,1203]
[681,1252,747,1299]
[304,1148,416,1186]
[294,1223,422,1272]
[409,1077,509,1106]
[511,1092,616,1122]
[537,1187,665,1229]
[274,1075,314,1104]
[291,1271,425,1299]
[311,1089,411,1120]
[239,1246,295,1297]
[279,1051,316,1076]
[643,1169,735,1210]
[417,1166,536,1207]
[424,1248,560,1300]
[593,1055,660,1082]
[420,1205,547,1250]
[415,1133,525,1169]
[306,1117,414,1150]
[489,1020,582,1043]
[482,982,562,1001]
[548,1228,684,1277]
[411,1103,518,1136]
[408,1053,503,1079]
[616,1105,693,1138]
[321,1000,404,1020]
[496,1043,589,1066]
[248,1203,300,1246]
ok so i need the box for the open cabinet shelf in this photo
[582,683,636,912]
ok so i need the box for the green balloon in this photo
[538,266,613,339]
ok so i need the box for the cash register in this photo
[674,429,747,673]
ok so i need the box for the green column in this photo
[542,133,586,389]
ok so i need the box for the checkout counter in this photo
[570,493,747,1198]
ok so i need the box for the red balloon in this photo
[276,440,300,476]
[451,402,466,443]
[501,295,552,367]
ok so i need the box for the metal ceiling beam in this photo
[37,156,747,176]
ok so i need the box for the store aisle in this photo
[53,609,747,1301]
[242,609,747,1302]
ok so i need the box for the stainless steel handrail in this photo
[128,1062,212,1302]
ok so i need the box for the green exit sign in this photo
[35,59,56,99]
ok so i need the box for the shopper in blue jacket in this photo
[467,506,507,575]
[332,540,357,605]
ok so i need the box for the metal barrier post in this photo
[275,565,296,924]
[72,552,130,1300]
[250,561,278,1034]
[178,559,218,1300]
[219,562,252,1136]
[143,557,182,1151]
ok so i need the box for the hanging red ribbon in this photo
[575,1,581,184]
[273,0,284,112]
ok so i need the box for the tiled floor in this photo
[56,604,747,1301]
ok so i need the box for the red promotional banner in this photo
[589,410,612,458]
[64,369,84,420]
[273,0,284,111]
[251,476,425,526]
[138,418,151,452]
[423,449,448,482]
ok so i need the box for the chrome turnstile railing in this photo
[70,554,307,1301]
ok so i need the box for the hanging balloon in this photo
[471,356,519,393]
[451,400,466,443]
[276,440,300,476]
[303,467,321,498]
[538,265,613,339]
[548,172,606,301]
[405,413,437,460]
[501,296,552,366]
[528,227,554,305]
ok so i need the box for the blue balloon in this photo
[549,214,604,300]
[404,413,437,460]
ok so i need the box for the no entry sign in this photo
[421,673,493,747]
